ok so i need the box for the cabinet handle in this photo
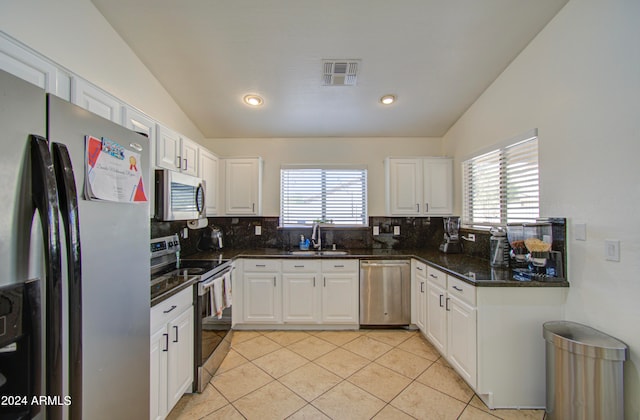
[430,274,438,279]
[313,277,316,287]
[416,266,424,271]
[334,265,344,268]
[439,294,444,307]
[273,277,276,287]
[173,325,179,343]
[452,285,463,292]
[323,277,326,287]
[183,158,188,170]
[420,281,424,293]
[416,203,419,212]
[294,265,304,268]
[446,297,450,311]
[255,264,266,267]
[163,333,169,352]
[163,305,177,314]
[425,203,429,213]
[176,155,181,169]
[252,203,255,212]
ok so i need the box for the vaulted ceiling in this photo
[91,0,568,138]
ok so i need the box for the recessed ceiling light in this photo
[380,94,396,105]
[243,94,264,107]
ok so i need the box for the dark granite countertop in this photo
[184,248,569,288]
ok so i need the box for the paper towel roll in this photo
[187,218,208,229]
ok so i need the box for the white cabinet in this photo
[150,287,194,420]
[385,157,453,216]
[243,260,281,323]
[412,260,427,333]
[0,33,71,100]
[71,77,123,123]
[198,148,219,216]
[282,260,321,323]
[156,124,198,176]
[224,158,262,215]
[423,266,477,389]
[238,258,358,327]
[320,260,359,324]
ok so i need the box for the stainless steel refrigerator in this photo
[0,69,150,419]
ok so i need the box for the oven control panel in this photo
[150,234,181,258]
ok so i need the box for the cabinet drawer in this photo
[322,260,358,273]
[243,259,281,272]
[413,259,427,278]
[151,286,193,331]
[282,260,321,273]
[448,276,476,307]
[426,266,447,288]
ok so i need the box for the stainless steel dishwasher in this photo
[359,260,411,326]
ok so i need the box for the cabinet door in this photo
[122,106,156,168]
[447,296,477,388]
[199,148,219,216]
[386,158,422,215]
[225,158,262,215]
[181,137,199,176]
[321,273,359,323]
[426,280,447,354]
[156,125,182,171]
[415,275,427,333]
[167,307,194,410]
[150,326,168,420]
[244,273,281,323]
[423,158,453,215]
[71,77,122,123]
[0,34,71,100]
[282,273,320,323]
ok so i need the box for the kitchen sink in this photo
[288,250,349,256]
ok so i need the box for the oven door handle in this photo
[199,269,231,296]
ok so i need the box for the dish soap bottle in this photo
[299,235,309,250]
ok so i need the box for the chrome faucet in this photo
[311,223,321,250]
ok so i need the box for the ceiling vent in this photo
[322,60,360,86]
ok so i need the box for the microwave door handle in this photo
[52,142,83,420]
[30,135,63,420]
[196,183,205,216]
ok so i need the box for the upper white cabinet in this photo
[122,106,157,168]
[224,157,263,216]
[0,33,71,100]
[156,125,199,176]
[198,148,219,216]
[71,77,123,123]
[385,157,453,216]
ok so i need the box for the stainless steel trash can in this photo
[543,321,628,420]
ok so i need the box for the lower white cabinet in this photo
[412,260,427,333]
[150,287,194,420]
[240,259,358,327]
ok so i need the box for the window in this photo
[462,132,539,227]
[280,166,368,227]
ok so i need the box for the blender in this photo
[439,216,462,253]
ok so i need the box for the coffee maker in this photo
[439,216,462,253]
[197,226,224,251]
[508,219,565,281]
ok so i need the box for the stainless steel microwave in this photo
[155,169,206,221]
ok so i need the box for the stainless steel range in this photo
[150,235,233,393]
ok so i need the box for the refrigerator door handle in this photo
[52,142,83,420]
[30,134,64,420]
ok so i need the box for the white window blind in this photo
[280,167,368,226]
[462,135,539,227]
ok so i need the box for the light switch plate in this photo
[183,227,188,239]
[574,223,587,241]
[373,226,380,236]
[605,239,620,262]
[393,226,400,235]
[255,225,262,235]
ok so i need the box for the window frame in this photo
[280,164,368,228]
[462,129,540,228]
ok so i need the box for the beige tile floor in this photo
[168,329,545,420]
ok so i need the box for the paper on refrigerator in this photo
[84,135,148,203]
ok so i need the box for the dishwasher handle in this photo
[360,261,410,268]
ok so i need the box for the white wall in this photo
[206,137,443,216]
[0,0,203,141]
[443,0,640,417]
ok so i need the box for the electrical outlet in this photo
[183,227,188,239]
[393,226,400,235]
[255,225,262,235]
[605,239,620,262]
[467,233,475,242]
[373,226,380,236]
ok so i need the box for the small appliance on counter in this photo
[439,216,463,253]
[197,226,224,251]
[508,218,565,281]
[489,226,509,268]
